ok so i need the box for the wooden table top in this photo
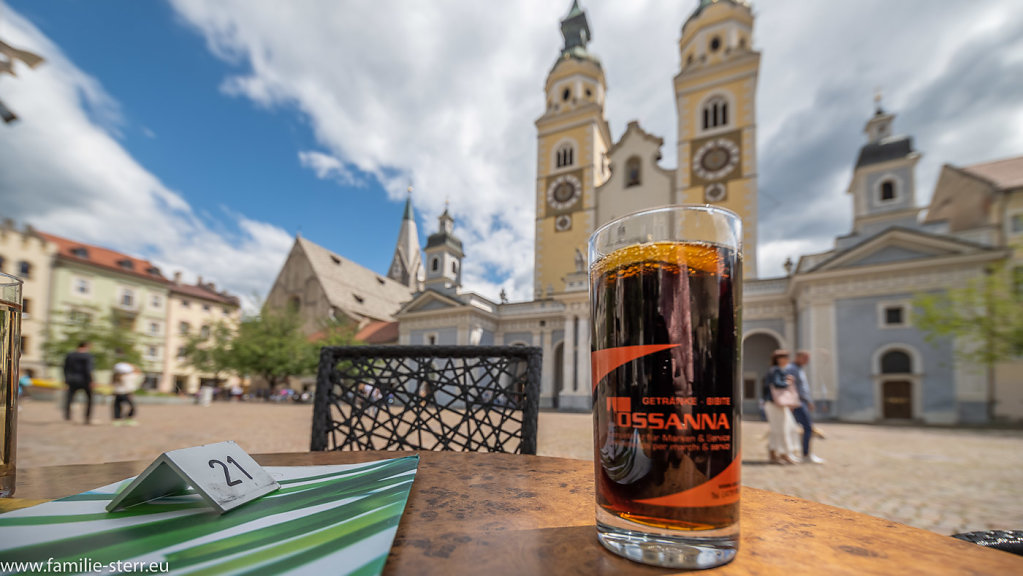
[6,451,1022,575]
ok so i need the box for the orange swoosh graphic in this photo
[591,344,681,392]
[635,453,741,507]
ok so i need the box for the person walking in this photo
[763,350,800,465]
[111,361,139,426]
[787,351,824,464]
[63,341,94,424]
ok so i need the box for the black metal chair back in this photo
[311,345,543,454]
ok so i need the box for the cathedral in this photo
[397,0,762,411]
[272,0,1023,422]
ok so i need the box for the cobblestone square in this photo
[15,398,1023,536]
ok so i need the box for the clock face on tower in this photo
[546,174,582,212]
[692,137,740,182]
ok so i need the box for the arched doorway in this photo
[552,342,564,410]
[742,331,783,412]
[879,349,914,420]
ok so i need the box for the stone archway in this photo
[742,332,783,405]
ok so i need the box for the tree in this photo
[913,262,1023,418]
[43,309,144,372]
[180,321,236,386]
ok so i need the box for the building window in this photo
[120,289,135,308]
[181,299,190,308]
[17,261,30,278]
[702,96,729,130]
[223,306,231,316]
[73,277,91,296]
[149,322,160,336]
[22,297,30,316]
[880,179,896,202]
[625,156,641,187]
[880,304,908,328]
[147,346,158,360]
[203,304,211,312]
[117,259,134,270]
[179,321,191,335]
[151,294,162,309]
[432,257,439,272]
[70,247,88,258]
[1010,213,1023,235]
[177,346,186,359]
[451,261,458,274]
[709,36,721,52]
[880,350,912,374]
[200,325,210,339]
[0,255,4,272]
[288,296,301,313]
[555,144,574,168]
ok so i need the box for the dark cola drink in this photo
[590,235,741,567]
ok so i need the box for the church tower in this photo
[423,207,463,295]
[846,98,922,236]
[674,0,760,278]
[534,0,612,297]
[387,191,424,291]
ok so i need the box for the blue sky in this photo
[2,1,1023,309]
[5,0,402,285]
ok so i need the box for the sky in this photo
[2,0,1023,310]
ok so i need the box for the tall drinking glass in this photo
[588,205,742,569]
[0,272,22,497]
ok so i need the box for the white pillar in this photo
[562,315,575,396]
[575,313,591,393]
[539,330,554,400]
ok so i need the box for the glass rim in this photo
[588,203,741,245]
[0,271,23,287]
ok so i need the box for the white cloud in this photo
[297,150,360,187]
[0,8,292,311]
[4,0,1023,310]
[168,0,1023,291]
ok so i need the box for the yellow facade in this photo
[674,1,760,278]
[534,54,611,296]
[535,0,760,290]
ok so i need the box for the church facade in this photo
[392,0,1023,422]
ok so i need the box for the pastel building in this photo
[162,273,243,394]
[39,232,171,388]
[0,221,56,378]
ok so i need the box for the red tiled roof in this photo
[170,282,240,306]
[38,232,168,283]
[355,321,399,344]
[961,155,1023,190]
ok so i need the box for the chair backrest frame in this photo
[312,345,543,454]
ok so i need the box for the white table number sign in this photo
[106,441,280,514]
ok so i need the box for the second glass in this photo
[0,272,23,498]
[588,205,742,569]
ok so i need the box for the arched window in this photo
[287,296,301,314]
[431,257,439,272]
[880,179,896,202]
[451,261,458,274]
[625,156,641,187]
[555,144,574,168]
[880,350,912,374]
[702,96,729,131]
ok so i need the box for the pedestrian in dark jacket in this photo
[63,341,94,424]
